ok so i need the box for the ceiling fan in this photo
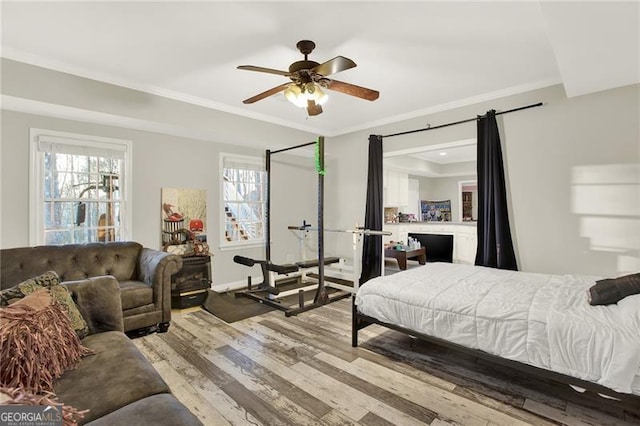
[238,40,379,116]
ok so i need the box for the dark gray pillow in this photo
[588,273,640,306]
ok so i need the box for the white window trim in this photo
[219,152,265,251]
[29,128,133,245]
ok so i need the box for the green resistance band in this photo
[315,139,326,176]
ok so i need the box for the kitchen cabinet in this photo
[384,170,409,207]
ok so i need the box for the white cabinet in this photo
[384,170,409,207]
[455,230,477,264]
[407,179,420,218]
[385,223,477,264]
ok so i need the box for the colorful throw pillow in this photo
[0,288,94,394]
[589,272,640,306]
[0,386,88,426]
[0,271,60,305]
[0,272,89,338]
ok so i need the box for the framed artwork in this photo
[161,188,207,255]
[421,199,452,222]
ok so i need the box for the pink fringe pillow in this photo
[0,288,93,394]
[0,386,87,426]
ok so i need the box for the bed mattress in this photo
[355,263,640,395]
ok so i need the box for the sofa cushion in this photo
[0,288,93,393]
[64,276,124,334]
[0,271,89,338]
[119,280,153,310]
[54,331,170,424]
[0,242,142,289]
[85,393,203,426]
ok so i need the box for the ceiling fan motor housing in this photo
[288,60,320,75]
[296,40,316,56]
[290,40,319,75]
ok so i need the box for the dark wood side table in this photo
[171,255,212,309]
[384,247,427,270]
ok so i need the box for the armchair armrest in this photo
[137,248,183,323]
[64,276,124,335]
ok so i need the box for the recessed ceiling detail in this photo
[0,2,636,137]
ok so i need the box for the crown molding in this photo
[1,48,326,135]
[335,77,563,137]
[3,47,562,138]
[1,95,262,149]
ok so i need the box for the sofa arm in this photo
[137,248,183,323]
[64,276,124,335]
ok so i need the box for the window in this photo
[220,153,266,248]
[30,129,132,245]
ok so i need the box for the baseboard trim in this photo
[212,277,261,293]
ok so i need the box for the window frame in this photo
[29,128,133,246]
[219,152,266,251]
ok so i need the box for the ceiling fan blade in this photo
[242,83,290,104]
[325,79,380,101]
[237,65,290,77]
[307,100,323,116]
[312,56,357,77]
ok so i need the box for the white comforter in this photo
[355,263,640,394]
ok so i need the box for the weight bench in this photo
[233,255,299,296]
[295,256,341,269]
[295,256,341,287]
[233,254,350,317]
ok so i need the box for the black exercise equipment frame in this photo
[235,136,352,316]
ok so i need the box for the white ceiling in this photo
[384,139,477,177]
[1,2,638,137]
[409,144,477,165]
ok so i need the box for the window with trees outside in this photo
[220,154,266,248]
[30,129,132,246]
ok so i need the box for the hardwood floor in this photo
[134,299,640,426]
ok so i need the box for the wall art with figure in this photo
[161,188,209,255]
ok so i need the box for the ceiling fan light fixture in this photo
[306,83,328,105]
[284,84,307,108]
[315,87,328,105]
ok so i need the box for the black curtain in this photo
[475,110,518,270]
[360,135,384,284]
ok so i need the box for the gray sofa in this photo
[0,242,182,333]
[56,276,202,425]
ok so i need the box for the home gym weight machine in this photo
[286,221,391,294]
[234,136,354,316]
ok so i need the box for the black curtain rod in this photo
[270,140,316,155]
[381,102,543,139]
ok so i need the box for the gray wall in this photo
[416,174,477,222]
[0,110,318,288]
[2,58,638,279]
[326,84,639,276]
[0,59,320,288]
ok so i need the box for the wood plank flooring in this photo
[134,299,640,426]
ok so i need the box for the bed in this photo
[352,262,640,398]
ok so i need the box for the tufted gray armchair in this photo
[0,241,182,332]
